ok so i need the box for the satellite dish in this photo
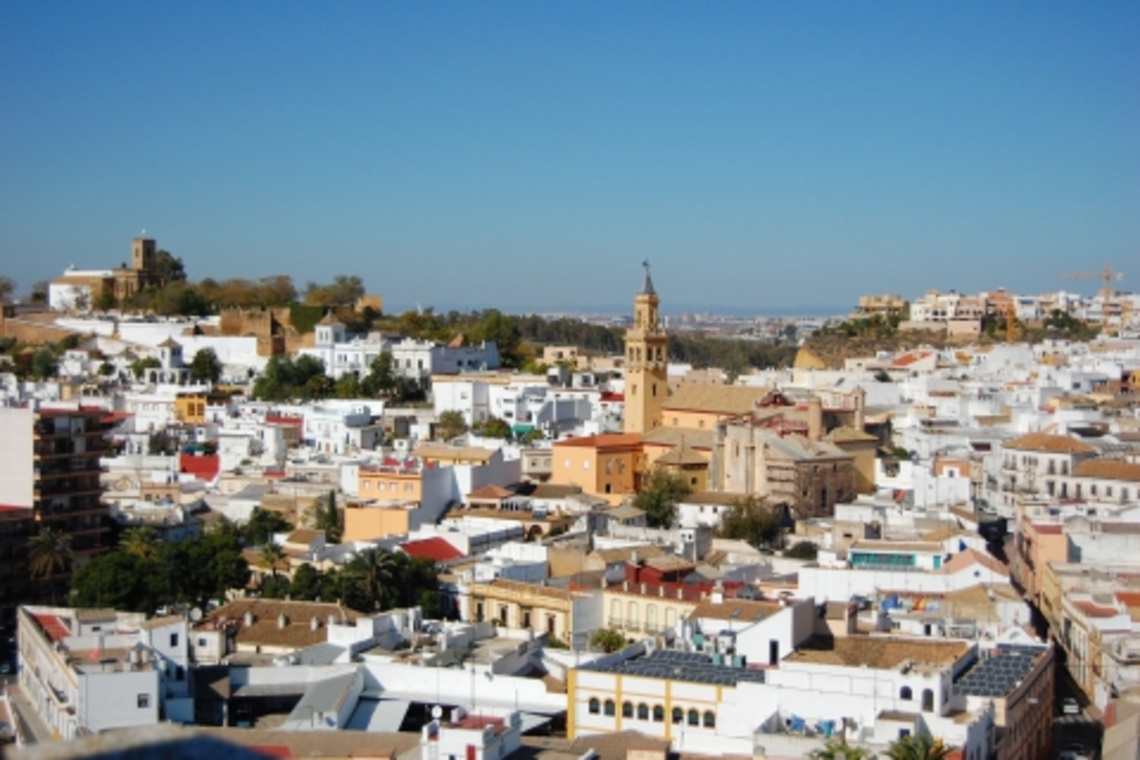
[431,706,443,720]
[189,607,203,622]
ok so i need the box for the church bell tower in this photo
[623,262,668,434]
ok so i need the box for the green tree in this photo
[348,547,397,611]
[436,410,468,441]
[119,526,160,560]
[258,542,286,583]
[304,275,365,307]
[473,310,523,367]
[884,734,950,760]
[318,491,342,544]
[478,417,511,439]
[131,356,161,379]
[289,563,324,601]
[154,250,187,283]
[362,352,395,396]
[96,292,118,311]
[809,737,871,760]
[243,508,293,546]
[176,286,211,317]
[784,541,819,560]
[590,628,626,653]
[189,347,223,384]
[716,496,779,546]
[29,527,72,604]
[634,468,692,528]
[188,521,251,609]
[334,372,362,399]
[30,349,58,380]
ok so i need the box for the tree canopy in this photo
[634,468,692,528]
[189,347,223,384]
[716,496,780,546]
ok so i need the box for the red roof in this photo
[400,537,464,562]
[180,452,220,480]
[265,414,303,427]
[600,392,624,403]
[33,614,70,642]
[1029,522,1063,535]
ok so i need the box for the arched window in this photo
[610,599,621,625]
[627,602,639,630]
[672,707,684,724]
[922,688,934,712]
[588,698,600,715]
[622,701,633,718]
[688,709,700,726]
[646,604,658,632]
[637,703,649,720]
[900,686,913,700]
[604,699,615,717]
[703,711,716,728]
[653,705,664,722]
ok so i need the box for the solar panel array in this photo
[952,646,1043,698]
[582,648,767,687]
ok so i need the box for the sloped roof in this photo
[662,384,772,415]
[468,484,516,501]
[939,548,1009,578]
[1003,432,1095,454]
[788,635,968,669]
[553,433,642,449]
[687,598,781,623]
[400,536,464,562]
[317,312,344,327]
[1073,460,1140,482]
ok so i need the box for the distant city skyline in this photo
[2,2,1136,311]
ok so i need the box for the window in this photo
[703,711,716,728]
[622,701,633,718]
[138,694,150,709]
[921,688,934,712]
[637,703,649,720]
[588,698,600,715]
[672,707,684,724]
[197,637,207,647]
[688,709,699,726]
[604,699,615,717]
[169,633,179,647]
[653,705,664,722]
[900,686,912,700]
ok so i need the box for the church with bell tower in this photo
[623,262,669,434]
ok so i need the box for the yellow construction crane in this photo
[1059,260,1124,300]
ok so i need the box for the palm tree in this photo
[258,542,286,583]
[349,547,397,611]
[809,737,870,760]
[885,734,950,760]
[119,526,159,560]
[28,527,73,605]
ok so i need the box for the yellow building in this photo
[358,465,424,505]
[462,579,595,643]
[624,264,668,434]
[550,433,645,505]
[342,501,413,542]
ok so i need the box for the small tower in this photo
[132,237,157,274]
[315,312,346,346]
[623,262,668,434]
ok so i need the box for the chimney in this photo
[277,613,288,630]
[808,396,822,441]
[310,617,320,631]
[243,611,254,627]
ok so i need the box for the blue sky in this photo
[1,2,1137,314]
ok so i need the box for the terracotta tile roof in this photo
[1003,432,1095,454]
[412,444,496,463]
[468,484,516,500]
[553,433,642,449]
[662,384,773,415]
[1073,460,1140,482]
[400,536,464,562]
[200,599,359,649]
[687,598,781,622]
[641,426,717,449]
[788,635,968,669]
[592,545,665,564]
[939,548,1009,578]
[285,528,324,545]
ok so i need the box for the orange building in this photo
[343,501,414,542]
[550,433,644,505]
